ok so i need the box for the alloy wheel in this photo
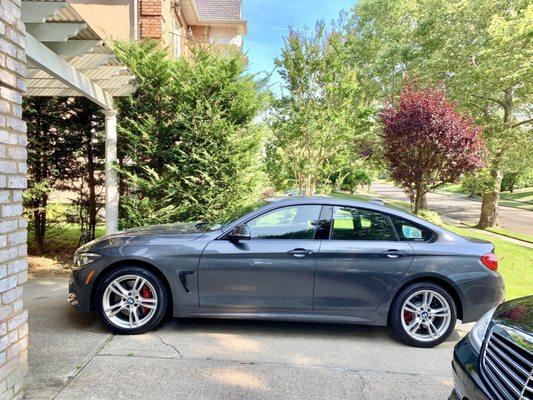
[400,289,452,342]
[102,274,158,330]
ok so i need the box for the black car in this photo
[450,295,532,400]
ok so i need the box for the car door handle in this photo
[382,249,407,258]
[287,248,314,257]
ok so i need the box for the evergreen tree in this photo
[115,41,266,228]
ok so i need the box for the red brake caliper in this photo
[404,310,413,324]
[141,285,153,314]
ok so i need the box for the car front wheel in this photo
[96,266,168,334]
[389,282,457,347]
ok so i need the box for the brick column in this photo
[0,0,29,398]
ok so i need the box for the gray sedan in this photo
[69,197,504,347]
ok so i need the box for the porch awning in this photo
[22,0,137,110]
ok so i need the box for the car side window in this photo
[331,206,397,241]
[390,216,434,242]
[247,205,322,239]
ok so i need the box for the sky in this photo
[242,0,355,93]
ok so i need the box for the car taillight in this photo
[481,253,498,271]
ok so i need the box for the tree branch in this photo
[511,119,533,129]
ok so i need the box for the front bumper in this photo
[68,265,99,312]
[451,336,491,400]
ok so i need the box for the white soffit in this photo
[22,0,137,109]
[180,0,247,35]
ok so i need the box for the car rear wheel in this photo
[96,266,168,334]
[389,282,457,347]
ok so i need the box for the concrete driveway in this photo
[371,182,533,236]
[25,277,469,400]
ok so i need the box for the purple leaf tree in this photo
[381,81,485,213]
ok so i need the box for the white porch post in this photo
[104,109,119,234]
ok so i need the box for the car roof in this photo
[266,196,399,213]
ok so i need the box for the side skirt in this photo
[172,306,388,326]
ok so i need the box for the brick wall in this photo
[0,0,28,398]
[140,0,163,38]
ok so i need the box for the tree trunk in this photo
[419,192,428,210]
[412,184,426,214]
[33,204,46,255]
[477,168,503,228]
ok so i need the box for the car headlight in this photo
[73,252,102,269]
[468,307,496,353]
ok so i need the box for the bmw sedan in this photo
[69,197,504,347]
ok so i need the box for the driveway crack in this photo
[152,332,183,359]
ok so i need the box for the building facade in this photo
[69,0,247,58]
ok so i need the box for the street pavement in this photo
[371,182,533,236]
[25,277,471,400]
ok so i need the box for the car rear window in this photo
[390,216,435,242]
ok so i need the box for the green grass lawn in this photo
[462,223,533,244]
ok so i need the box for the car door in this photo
[314,205,414,311]
[198,204,323,310]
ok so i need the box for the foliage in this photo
[381,80,485,213]
[115,41,266,228]
[267,20,373,195]
[24,97,80,254]
[63,98,105,241]
[338,167,372,194]
[345,0,533,227]
[417,209,444,226]
[24,96,106,253]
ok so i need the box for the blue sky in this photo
[243,0,355,92]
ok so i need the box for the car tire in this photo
[389,282,457,348]
[96,266,168,335]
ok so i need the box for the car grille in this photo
[481,326,533,400]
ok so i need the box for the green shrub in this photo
[417,209,444,226]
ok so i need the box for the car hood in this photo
[77,222,214,253]
[492,295,533,334]
[117,222,212,236]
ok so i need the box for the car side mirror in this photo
[228,224,251,241]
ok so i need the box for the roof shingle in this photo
[194,0,241,20]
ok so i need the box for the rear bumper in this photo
[461,274,505,323]
[451,336,491,400]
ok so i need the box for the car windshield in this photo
[194,201,269,231]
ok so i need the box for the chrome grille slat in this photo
[486,350,527,387]
[480,326,533,400]
[485,356,521,398]
[487,344,530,378]
[492,335,532,368]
